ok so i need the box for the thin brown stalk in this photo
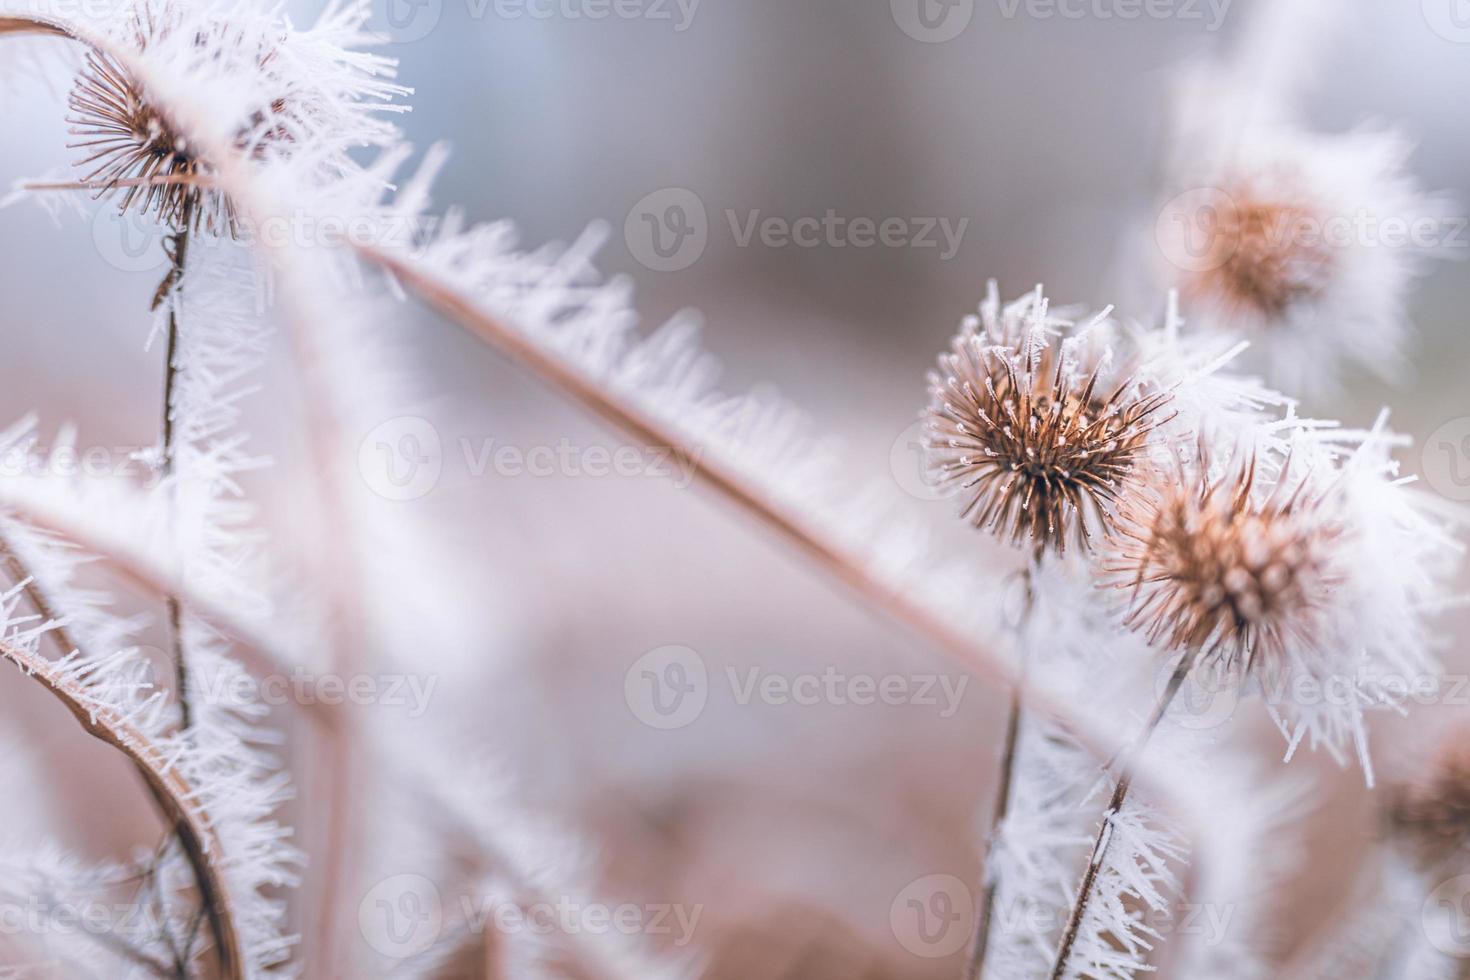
[0,16,67,37]
[966,563,1036,980]
[357,243,1030,696]
[157,194,196,730]
[1048,644,1200,980]
[22,174,216,192]
[0,637,243,977]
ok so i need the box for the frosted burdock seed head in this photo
[1108,451,1341,674]
[66,8,252,232]
[923,284,1173,557]
[1389,736,1470,874]
[1158,69,1449,394]
[1183,178,1333,323]
[62,0,410,234]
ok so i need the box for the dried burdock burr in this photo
[1107,449,1342,678]
[1181,181,1333,324]
[923,283,1173,558]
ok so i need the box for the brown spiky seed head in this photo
[64,8,285,233]
[1109,456,1340,672]
[923,320,1172,556]
[1389,738,1470,874]
[1184,182,1333,322]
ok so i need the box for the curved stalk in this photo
[0,637,242,977]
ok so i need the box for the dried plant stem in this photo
[1048,644,1201,980]
[0,531,71,644]
[0,530,216,971]
[23,174,215,193]
[157,197,195,729]
[0,637,242,978]
[966,564,1037,980]
[358,245,1026,697]
[0,15,66,36]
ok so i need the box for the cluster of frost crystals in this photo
[1115,300,1464,786]
[1271,418,1463,786]
[1151,65,1452,398]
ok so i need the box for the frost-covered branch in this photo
[0,634,244,976]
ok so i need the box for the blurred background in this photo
[0,0,1468,976]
